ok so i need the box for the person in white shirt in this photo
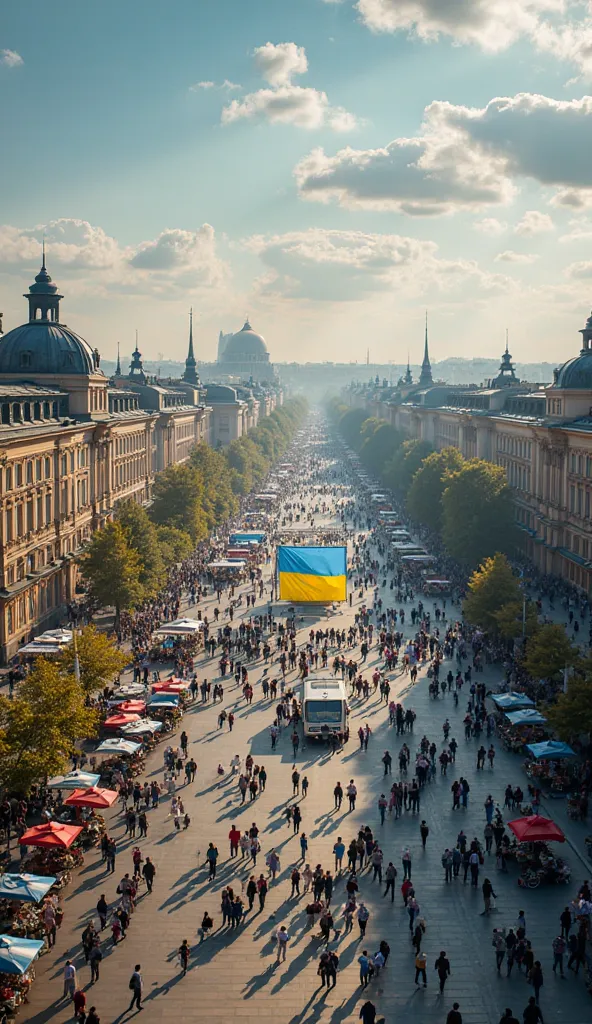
[63,960,77,1000]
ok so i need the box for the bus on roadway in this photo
[302,675,349,740]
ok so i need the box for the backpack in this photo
[129,977,136,990]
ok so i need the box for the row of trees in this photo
[82,398,308,622]
[463,553,592,740]
[328,399,515,569]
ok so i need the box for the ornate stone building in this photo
[345,315,592,594]
[0,262,216,662]
[217,320,277,382]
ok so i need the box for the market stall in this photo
[18,823,84,882]
[0,935,44,1014]
[491,692,535,711]
[507,815,570,888]
[524,741,577,794]
[0,875,58,947]
[47,770,100,790]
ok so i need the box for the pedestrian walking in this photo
[415,950,427,987]
[420,821,429,849]
[552,936,566,978]
[402,846,412,879]
[383,862,397,902]
[522,996,544,1024]
[481,878,497,914]
[528,961,544,1004]
[357,902,369,937]
[446,1003,462,1024]
[435,951,451,994]
[358,951,371,987]
[275,925,289,963]
[127,964,143,1011]
[63,960,77,1001]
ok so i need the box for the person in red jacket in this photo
[228,826,241,858]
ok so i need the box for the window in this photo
[569,485,576,512]
[61,455,67,476]
[26,500,33,532]
[37,495,43,527]
[36,459,42,481]
[5,509,13,543]
[26,461,33,484]
[571,454,577,474]
[19,351,32,368]
[7,606,12,636]
[45,457,51,478]
[5,467,12,491]
[45,493,52,522]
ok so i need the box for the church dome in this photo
[222,320,269,361]
[0,321,99,376]
[553,311,592,389]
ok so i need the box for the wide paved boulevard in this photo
[23,448,592,1024]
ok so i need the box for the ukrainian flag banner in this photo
[277,546,347,603]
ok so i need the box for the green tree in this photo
[522,623,578,683]
[150,464,208,541]
[546,674,592,742]
[493,600,539,640]
[189,443,237,528]
[339,408,369,450]
[116,499,165,597]
[463,552,522,633]
[359,420,403,477]
[155,525,194,566]
[384,439,433,498]
[442,459,516,568]
[407,447,465,533]
[81,521,144,625]
[0,659,99,794]
[58,625,128,694]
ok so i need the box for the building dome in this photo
[0,321,99,376]
[554,350,592,389]
[553,311,592,389]
[222,320,269,361]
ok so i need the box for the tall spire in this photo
[419,310,433,386]
[182,307,199,385]
[115,342,122,376]
[404,352,413,386]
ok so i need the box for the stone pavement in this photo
[22,516,592,1024]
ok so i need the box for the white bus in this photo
[302,675,349,739]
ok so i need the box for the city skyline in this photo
[3,1,592,365]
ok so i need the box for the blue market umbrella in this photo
[505,708,547,726]
[526,740,576,760]
[0,874,57,904]
[492,692,535,710]
[0,935,44,973]
[47,770,101,790]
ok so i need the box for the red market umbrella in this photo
[117,700,146,714]
[103,713,141,729]
[152,681,189,693]
[63,787,118,809]
[507,815,566,843]
[19,822,83,849]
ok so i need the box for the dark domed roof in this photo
[554,350,592,389]
[222,320,269,361]
[0,321,99,376]
[554,311,592,389]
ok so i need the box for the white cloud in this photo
[532,17,592,79]
[0,220,229,295]
[565,260,592,278]
[253,42,308,86]
[223,86,358,131]
[473,218,508,235]
[495,249,540,263]
[355,0,563,50]
[297,91,592,214]
[220,42,358,132]
[0,49,23,67]
[514,210,554,235]
[190,79,241,92]
[243,227,513,301]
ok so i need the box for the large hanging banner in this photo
[277,545,347,602]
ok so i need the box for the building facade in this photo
[345,316,592,594]
[0,262,274,662]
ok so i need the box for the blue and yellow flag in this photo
[277,546,347,602]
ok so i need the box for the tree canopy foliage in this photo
[442,460,516,568]
[0,659,99,794]
[385,439,433,498]
[522,623,578,683]
[407,447,464,533]
[81,521,144,623]
[546,660,592,741]
[463,553,523,633]
[58,625,128,694]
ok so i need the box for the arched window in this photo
[19,351,32,369]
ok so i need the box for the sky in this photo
[3,0,592,367]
